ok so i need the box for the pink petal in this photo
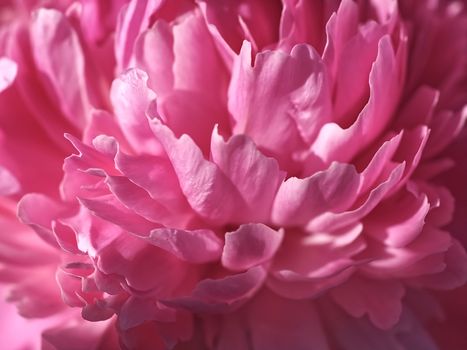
[110,68,161,155]
[308,162,405,232]
[158,91,229,155]
[97,234,186,295]
[0,57,17,93]
[410,239,467,290]
[222,224,284,271]
[312,35,404,164]
[163,266,266,313]
[246,289,330,350]
[364,189,430,248]
[145,227,223,264]
[211,129,285,222]
[119,297,175,330]
[17,193,71,247]
[78,195,157,236]
[0,166,20,196]
[272,162,360,226]
[135,20,174,95]
[115,0,163,71]
[268,224,364,299]
[394,85,439,129]
[228,42,331,168]
[150,119,244,224]
[114,150,193,221]
[30,9,90,130]
[331,277,405,329]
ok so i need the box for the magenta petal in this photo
[247,289,330,350]
[222,224,284,271]
[331,277,405,329]
[119,297,176,330]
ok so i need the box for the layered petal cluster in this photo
[1,0,467,349]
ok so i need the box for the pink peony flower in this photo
[1,0,467,349]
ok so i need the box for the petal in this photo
[0,57,17,93]
[312,35,404,164]
[150,119,244,224]
[331,277,405,329]
[222,224,284,271]
[246,289,330,350]
[158,91,229,155]
[0,166,20,196]
[364,189,430,248]
[145,227,223,264]
[211,129,285,222]
[119,297,176,330]
[163,266,266,313]
[228,42,331,168]
[30,9,90,129]
[115,0,163,71]
[308,162,405,232]
[78,195,157,236]
[272,162,360,226]
[110,68,161,155]
[135,20,174,95]
[17,193,72,247]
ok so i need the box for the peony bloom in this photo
[1,0,467,349]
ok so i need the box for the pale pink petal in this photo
[134,20,174,95]
[150,119,244,224]
[0,166,20,196]
[228,42,331,168]
[222,224,283,271]
[211,129,285,222]
[17,193,72,247]
[30,9,90,129]
[308,162,405,231]
[0,57,17,93]
[78,195,157,236]
[312,35,404,164]
[268,224,364,299]
[114,0,163,71]
[272,162,360,226]
[110,68,161,155]
[364,189,430,248]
